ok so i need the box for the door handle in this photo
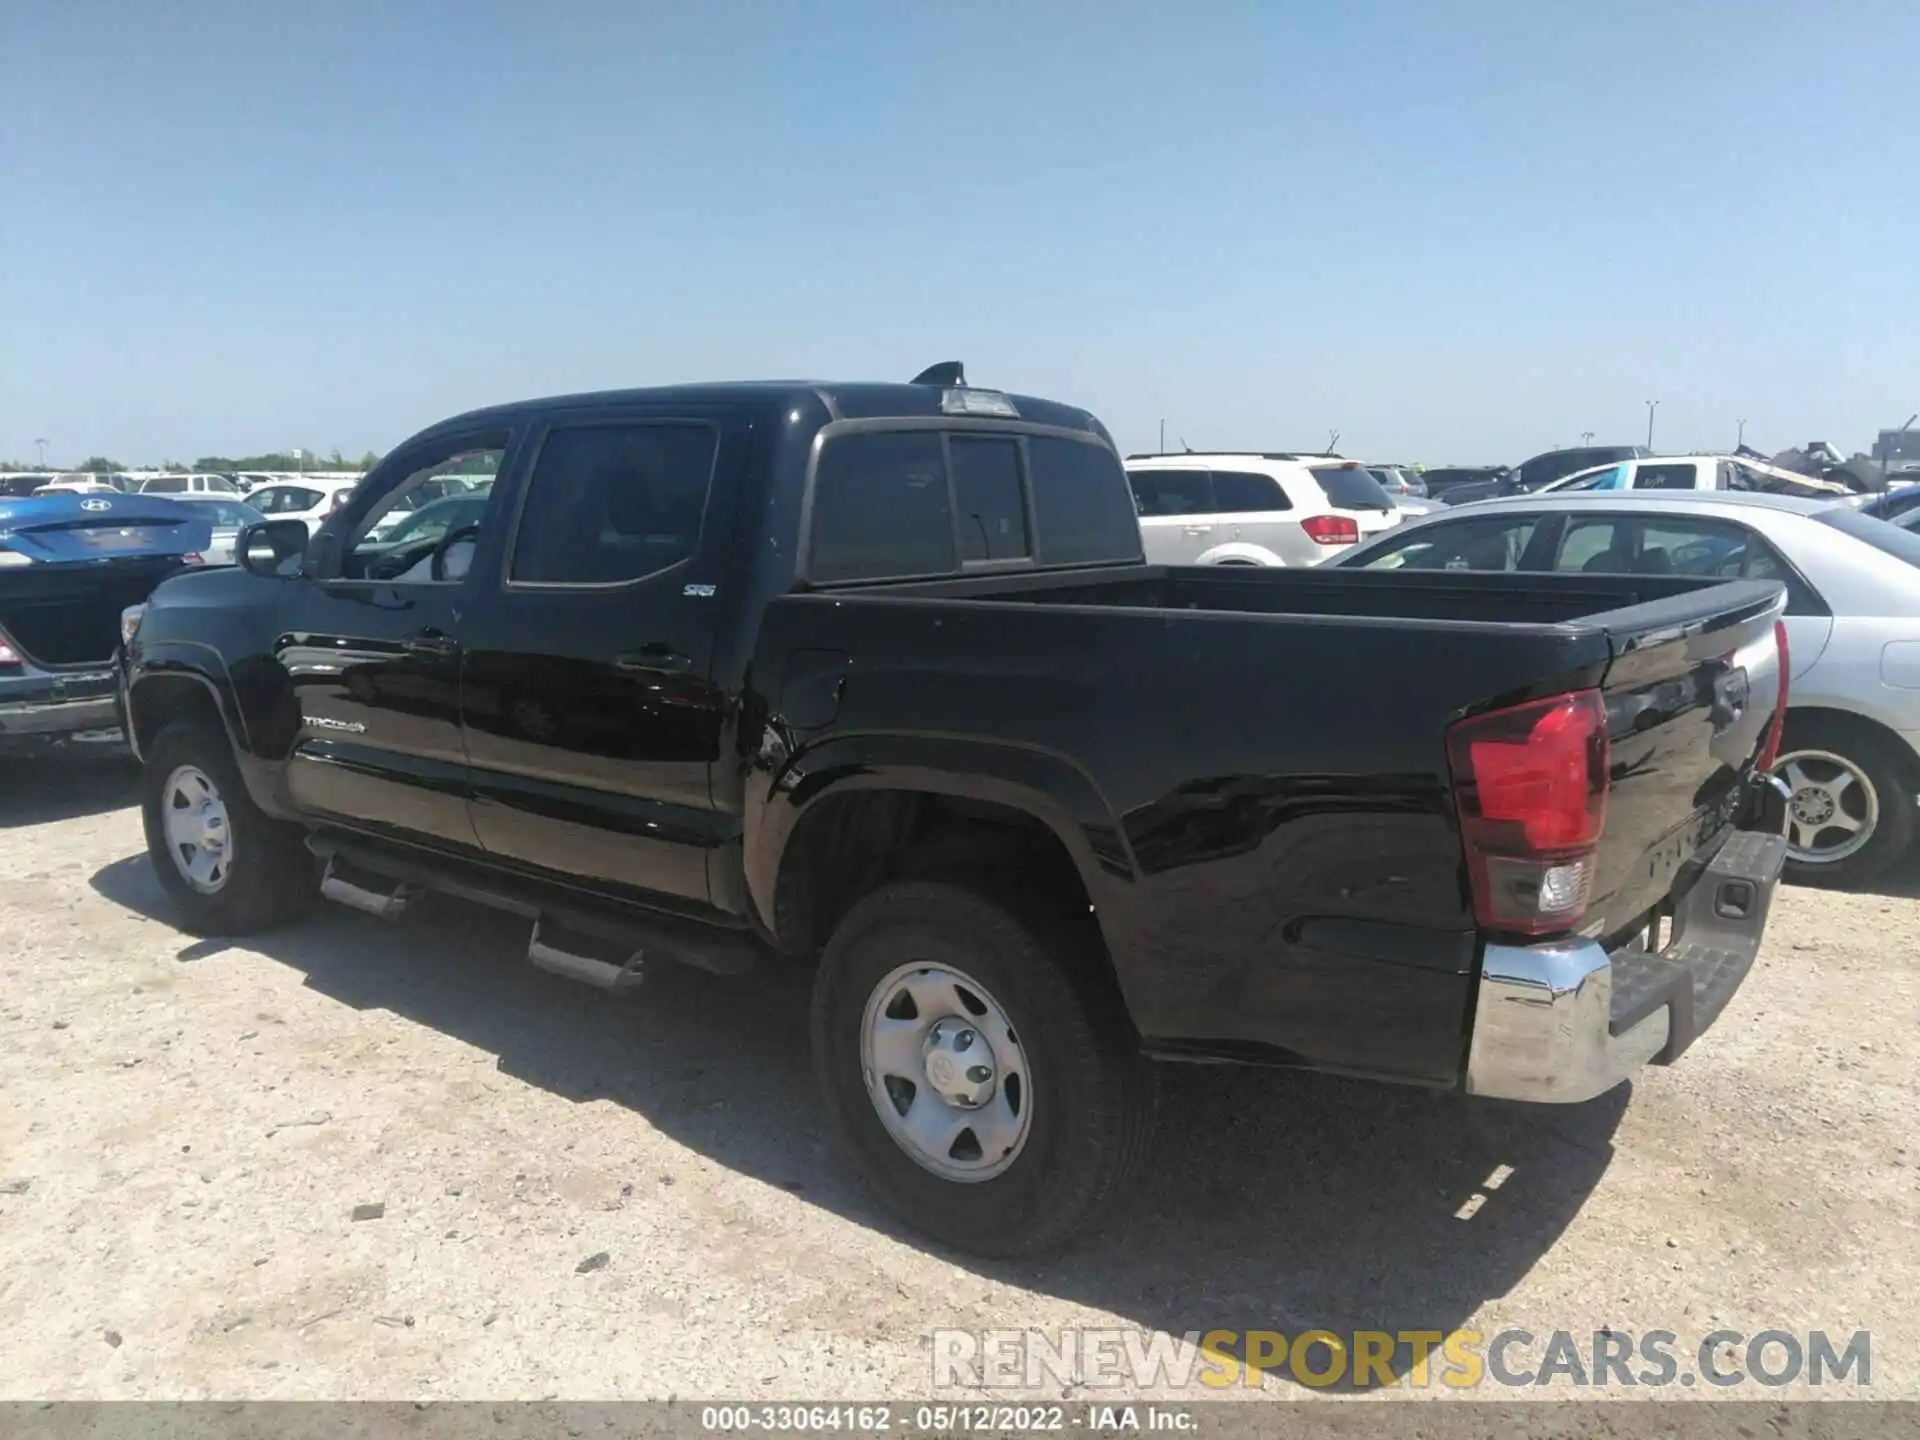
[614,647,692,673]
[404,629,458,656]
[1183,525,1211,535]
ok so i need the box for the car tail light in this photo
[1301,514,1360,545]
[1756,620,1790,773]
[0,638,19,669]
[181,552,205,566]
[1447,689,1610,936]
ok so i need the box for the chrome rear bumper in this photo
[1464,827,1787,1104]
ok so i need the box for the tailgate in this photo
[1587,580,1787,936]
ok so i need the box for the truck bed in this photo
[760,564,1785,1081]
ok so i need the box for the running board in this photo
[528,921,647,991]
[304,833,758,978]
[320,859,420,920]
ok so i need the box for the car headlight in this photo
[121,604,146,646]
[0,550,32,567]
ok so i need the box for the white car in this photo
[131,472,241,496]
[1540,454,1856,500]
[168,495,266,566]
[31,476,126,496]
[242,477,361,535]
[1125,453,1402,566]
[1339,489,1920,885]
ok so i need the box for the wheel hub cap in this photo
[1789,788,1835,827]
[859,963,1032,1183]
[922,1019,996,1109]
[161,764,234,894]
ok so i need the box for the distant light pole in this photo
[33,438,47,467]
[1737,418,1748,449]
[1645,401,1659,450]
[1580,431,1595,446]
[1158,419,1165,454]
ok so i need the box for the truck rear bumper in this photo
[1464,824,1787,1104]
[0,670,125,754]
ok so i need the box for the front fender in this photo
[745,731,1136,946]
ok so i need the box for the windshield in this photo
[1814,507,1920,570]
[1309,464,1395,512]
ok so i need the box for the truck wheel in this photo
[810,879,1155,1256]
[1776,717,1917,888]
[142,720,317,934]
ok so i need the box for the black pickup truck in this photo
[122,369,1792,1255]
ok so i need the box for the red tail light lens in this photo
[1301,514,1360,545]
[0,638,20,669]
[1756,620,1790,773]
[1448,689,1610,935]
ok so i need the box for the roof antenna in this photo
[911,361,966,387]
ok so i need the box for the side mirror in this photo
[238,519,310,577]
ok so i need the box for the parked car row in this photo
[1337,489,1920,887]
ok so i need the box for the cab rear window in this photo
[807,430,1139,584]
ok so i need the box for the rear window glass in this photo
[1814,507,1920,571]
[809,431,955,583]
[141,476,188,493]
[1211,470,1291,513]
[1309,465,1394,512]
[1636,463,1699,490]
[1029,436,1141,565]
[950,438,1030,562]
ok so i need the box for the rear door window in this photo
[809,431,955,583]
[509,422,717,584]
[1210,470,1291,513]
[950,437,1030,562]
[1128,469,1214,517]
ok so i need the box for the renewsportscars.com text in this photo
[932,1327,1872,1391]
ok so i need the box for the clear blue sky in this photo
[6,1,1915,467]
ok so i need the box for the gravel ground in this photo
[0,752,1914,1403]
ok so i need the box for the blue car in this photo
[1861,483,1920,525]
[0,492,212,754]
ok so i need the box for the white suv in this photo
[1125,453,1402,566]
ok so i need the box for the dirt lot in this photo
[1,753,1915,1402]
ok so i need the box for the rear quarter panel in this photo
[749,593,1611,1085]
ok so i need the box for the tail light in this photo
[181,552,205,566]
[1448,689,1610,936]
[0,638,19,670]
[1301,514,1360,545]
[1756,620,1790,773]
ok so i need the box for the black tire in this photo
[142,720,318,934]
[810,879,1156,1257]
[1777,715,1917,888]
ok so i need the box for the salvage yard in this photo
[1,754,1916,1401]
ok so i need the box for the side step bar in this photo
[306,834,758,980]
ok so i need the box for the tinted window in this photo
[809,431,954,583]
[1211,470,1290,513]
[1350,516,1540,571]
[142,476,189,493]
[950,438,1030,562]
[1814,507,1920,571]
[1309,464,1394,512]
[1555,516,1766,578]
[1128,469,1213,517]
[1029,437,1141,565]
[509,423,716,584]
[201,500,262,527]
[1636,462,1700,491]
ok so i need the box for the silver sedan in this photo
[1338,490,1920,887]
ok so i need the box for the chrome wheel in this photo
[1777,748,1878,866]
[161,764,234,894]
[860,963,1032,1183]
